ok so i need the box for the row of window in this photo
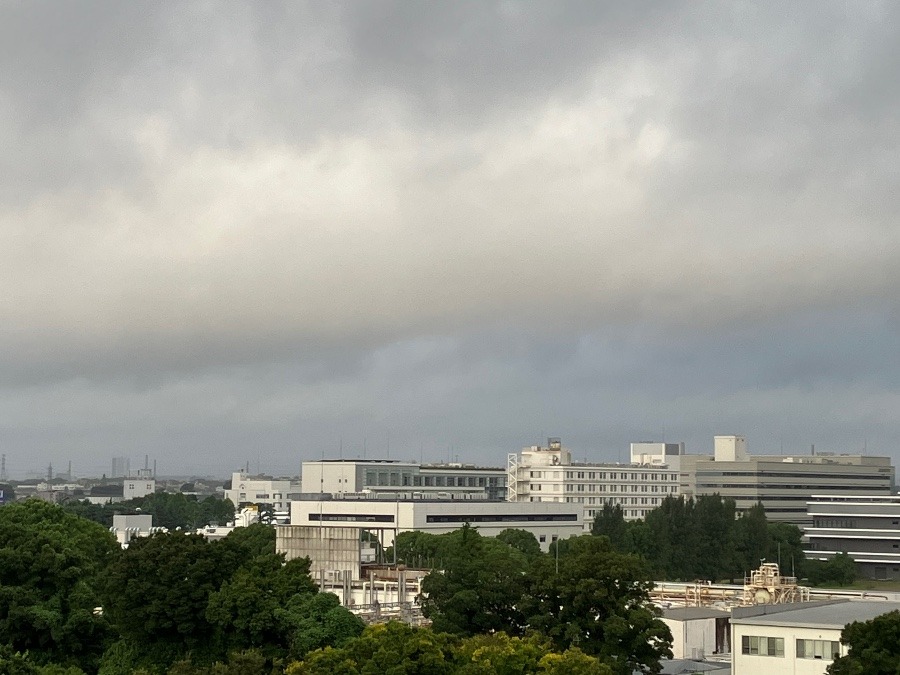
[741,636,840,660]
[363,472,504,488]
[530,483,675,494]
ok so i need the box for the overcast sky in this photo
[1,1,898,478]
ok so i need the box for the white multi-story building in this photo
[300,459,507,500]
[731,600,900,674]
[507,438,681,529]
[224,470,300,512]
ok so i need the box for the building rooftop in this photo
[662,606,730,621]
[731,600,900,630]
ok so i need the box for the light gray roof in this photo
[731,600,900,630]
[662,606,730,621]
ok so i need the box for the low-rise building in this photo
[507,438,681,529]
[661,606,731,660]
[288,496,582,551]
[730,599,900,674]
[804,495,900,580]
[300,459,507,500]
[224,470,300,512]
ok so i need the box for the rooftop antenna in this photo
[363,436,367,459]
[386,430,390,460]
[153,459,157,477]
[339,436,343,460]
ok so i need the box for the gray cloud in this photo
[0,1,898,476]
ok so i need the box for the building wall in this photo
[276,525,363,581]
[805,496,900,579]
[288,499,582,551]
[225,471,297,510]
[663,617,718,660]
[508,439,680,529]
[681,454,894,526]
[123,479,155,501]
[731,622,844,675]
[299,460,507,500]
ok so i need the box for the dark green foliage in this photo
[63,494,235,531]
[806,552,857,587]
[828,610,900,675]
[0,500,118,671]
[495,529,542,560]
[521,536,672,675]
[590,503,628,549]
[100,532,239,659]
[420,525,528,636]
[274,593,365,660]
[601,495,807,583]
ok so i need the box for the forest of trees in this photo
[0,494,866,674]
[0,500,672,675]
[61,493,236,531]
[590,495,857,586]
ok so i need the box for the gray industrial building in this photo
[804,495,900,580]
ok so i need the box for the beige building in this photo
[289,496,582,551]
[507,438,681,529]
[300,459,507,500]
[679,436,894,526]
[731,600,900,674]
[224,470,300,512]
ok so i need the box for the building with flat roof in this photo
[507,438,681,529]
[679,437,894,526]
[300,459,507,500]
[804,495,900,580]
[288,495,582,551]
[730,599,900,674]
[224,470,300,513]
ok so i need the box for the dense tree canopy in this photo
[0,500,118,670]
[828,609,900,675]
[420,525,529,636]
[64,494,235,531]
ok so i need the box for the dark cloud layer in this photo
[0,1,898,477]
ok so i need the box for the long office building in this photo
[804,495,900,580]
[679,436,894,526]
[507,438,681,529]
[288,495,582,551]
[300,459,507,500]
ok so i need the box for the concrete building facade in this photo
[730,600,900,675]
[224,470,300,513]
[804,495,900,580]
[300,459,507,500]
[288,496,582,551]
[507,438,681,529]
[679,437,894,526]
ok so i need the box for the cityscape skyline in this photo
[1,2,898,476]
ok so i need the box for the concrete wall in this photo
[732,622,844,675]
[276,525,363,581]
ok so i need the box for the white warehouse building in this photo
[289,496,582,551]
[507,438,681,530]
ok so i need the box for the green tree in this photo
[521,536,672,675]
[732,503,771,579]
[0,500,118,671]
[289,622,458,675]
[766,522,805,578]
[100,532,240,665]
[495,529,543,560]
[421,525,528,636]
[206,554,320,655]
[828,609,900,675]
[807,553,857,587]
[590,503,628,551]
[274,592,365,660]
